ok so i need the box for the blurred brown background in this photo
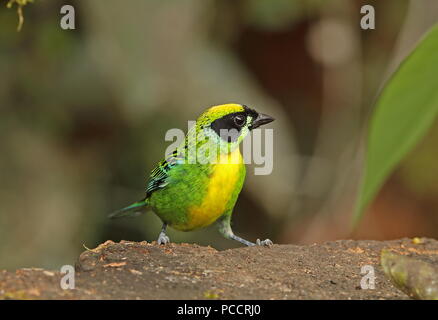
[1,0,438,270]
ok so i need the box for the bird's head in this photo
[193,103,275,153]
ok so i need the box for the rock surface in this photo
[1,238,438,299]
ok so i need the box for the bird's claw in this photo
[157,232,170,245]
[256,238,273,246]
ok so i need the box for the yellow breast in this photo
[186,149,243,230]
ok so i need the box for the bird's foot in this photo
[256,238,273,246]
[157,232,170,245]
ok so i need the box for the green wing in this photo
[146,149,184,197]
[109,149,184,219]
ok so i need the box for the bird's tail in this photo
[108,199,149,219]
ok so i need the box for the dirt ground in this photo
[1,238,438,300]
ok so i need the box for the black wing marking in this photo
[146,149,183,197]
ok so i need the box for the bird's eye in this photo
[234,115,245,127]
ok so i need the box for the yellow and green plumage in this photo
[110,103,274,246]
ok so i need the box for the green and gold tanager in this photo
[110,103,274,246]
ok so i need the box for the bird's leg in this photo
[157,223,170,245]
[217,215,273,247]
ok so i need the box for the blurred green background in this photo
[1,0,438,270]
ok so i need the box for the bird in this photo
[109,103,275,246]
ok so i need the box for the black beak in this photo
[250,113,275,130]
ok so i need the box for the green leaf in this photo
[353,24,438,226]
